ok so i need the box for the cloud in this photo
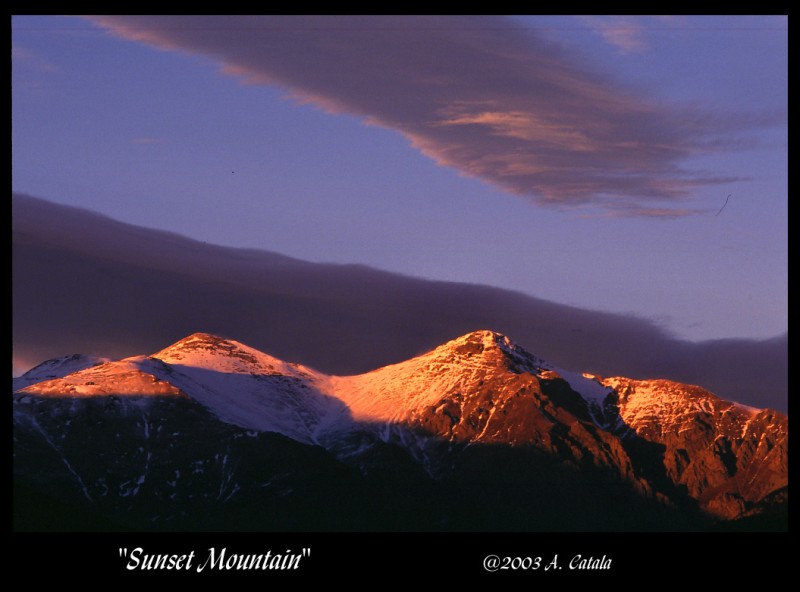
[581,16,649,54]
[13,194,788,411]
[11,44,57,72]
[86,15,779,216]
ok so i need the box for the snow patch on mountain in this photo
[150,333,343,444]
[548,368,614,425]
[553,370,611,405]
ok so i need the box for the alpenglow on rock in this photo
[13,330,788,531]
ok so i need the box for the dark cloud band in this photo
[13,194,787,411]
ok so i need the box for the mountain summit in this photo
[14,330,788,530]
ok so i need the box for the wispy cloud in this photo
[12,44,57,72]
[86,15,781,217]
[580,16,649,54]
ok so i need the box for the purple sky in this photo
[12,15,787,342]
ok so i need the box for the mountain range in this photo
[13,330,788,531]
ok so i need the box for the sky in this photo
[11,15,788,343]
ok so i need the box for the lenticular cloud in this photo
[89,15,767,215]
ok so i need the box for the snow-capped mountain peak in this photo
[429,329,549,372]
[17,356,186,398]
[152,332,318,380]
[12,353,110,391]
[324,330,549,426]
